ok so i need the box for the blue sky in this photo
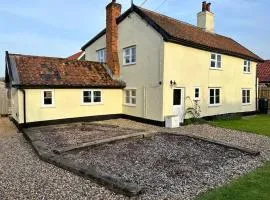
[1,0,269,77]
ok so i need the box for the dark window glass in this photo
[84,96,91,103]
[210,97,215,104]
[44,91,52,105]
[215,89,220,96]
[173,89,181,105]
[211,61,216,68]
[195,88,200,98]
[216,96,220,104]
[210,89,214,97]
[44,98,52,105]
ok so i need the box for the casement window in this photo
[210,53,222,69]
[41,90,55,107]
[209,88,221,106]
[242,89,251,104]
[244,60,251,73]
[82,89,102,105]
[97,49,106,63]
[123,46,136,65]
[194,87,201,100]
[125,89,136,106]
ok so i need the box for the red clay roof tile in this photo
[258,60,270,83]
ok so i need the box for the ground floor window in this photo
[125,89,136,106]
[242,89,251,104]
[194,87,200,100]
[41,90,55,107]
[82,89,102,105]
[209,88,221,106]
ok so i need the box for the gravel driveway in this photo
[63,133,263,200]
[0,118,126,200]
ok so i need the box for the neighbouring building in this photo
[67,51,85,61]
[5,1,263,128]
[257,60,270,87]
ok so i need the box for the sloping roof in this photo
[258,60,270,83]
[82,5,262,62]
[6,53,125,89]
[67,51,85,60]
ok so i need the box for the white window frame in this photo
[242,89,251,105]
[97,48,106,63]
[123,46,136,65]
[194,87,201,100]
[41,89,55,108]
[209,88,221,106]
[243,60,251,73]
[81,89,103,105]
[210,53,222,69]
[124,89,136,106]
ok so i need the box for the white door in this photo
[172,88,185,123]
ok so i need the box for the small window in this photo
[125,89,136,106]
[210,53,222,69]
[82,90,102,105]
[242,89,251,104]
[194,87,200,100]
[173,89,181,105]
[123,46,136,65]
[244,60,251,73]
[97,49,106,63]
[209,88,221,106]
[41,90,55,107]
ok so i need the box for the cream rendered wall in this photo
[24,89,122,123]
[118,13,164,121]
[11,88,24,124]
[163,42,257,119]
[85,34,106,61]
[84,13,165,122]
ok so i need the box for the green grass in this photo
[198,162,270,200]
[211,115,270,137]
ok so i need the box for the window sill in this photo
[209,67,223,71]
[208,104,222,107]
[193,98,201,101]
[81,103,103,106]
[243,72,251,74]
[123,63,136,67]
[242,103,252,106]
[124,104,136,107]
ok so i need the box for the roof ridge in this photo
[9,53,66,60]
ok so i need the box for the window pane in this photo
[131,97,136,105]
[244,66,247,72]
[210,89,214,97]
[131,48,136,63]
[217,61,221,68]
[210,97,215,104]
[211,54,216,60]
[84,91,91,97]
[211,61,216,68]
[247,90,250,97]
[217,55,221,61]
[125,56,130,64]
[125,49,130,56]
[173,89,181,105]
[242,90,246,97]
[216,96,220,104]
[84,96,91,103]
[195,88,199,98]
[94,91,101,97]
[244,60,247,65]
[131,90,136,97]
[94,97,101,103]
[126,90,130,97]
[247,96,250,103]
[44,91,52,98]
[215,89,220,96]
[242,97,246,104]
[44,98,52,105]
[126,97,130,104]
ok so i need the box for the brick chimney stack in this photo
[106,0,121,78]
[197,1,215,33]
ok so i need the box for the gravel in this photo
[64,133,263,200]
[0,118,127,200]
[98,118,270,161]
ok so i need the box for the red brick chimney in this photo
[106,0,121,78]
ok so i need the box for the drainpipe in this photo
[19,89,26,125]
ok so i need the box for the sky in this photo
[0,0,269,77]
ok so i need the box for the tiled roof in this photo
[82,5,262,62]
[67,51,85,60]
[7,53,125,89]
[258,60,270,83]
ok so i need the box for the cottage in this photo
[5,1,262,127]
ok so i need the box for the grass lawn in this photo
[211,115,270,137]
[198,162,270,200]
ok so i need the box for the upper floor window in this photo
[97,49,106,63]
[123,46,136,65]
[82,89,102,105]
[242,89,251,104]
[41,90,55,107]
[244,60,251,73]
[210,53,222,69]
[209,88,221,106]
[125,89,136,106]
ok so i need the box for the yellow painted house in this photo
[5,1,263,128]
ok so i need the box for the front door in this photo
[173,88,185,123]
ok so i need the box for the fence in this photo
[0,81,10,116]
[258,87,270,111]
